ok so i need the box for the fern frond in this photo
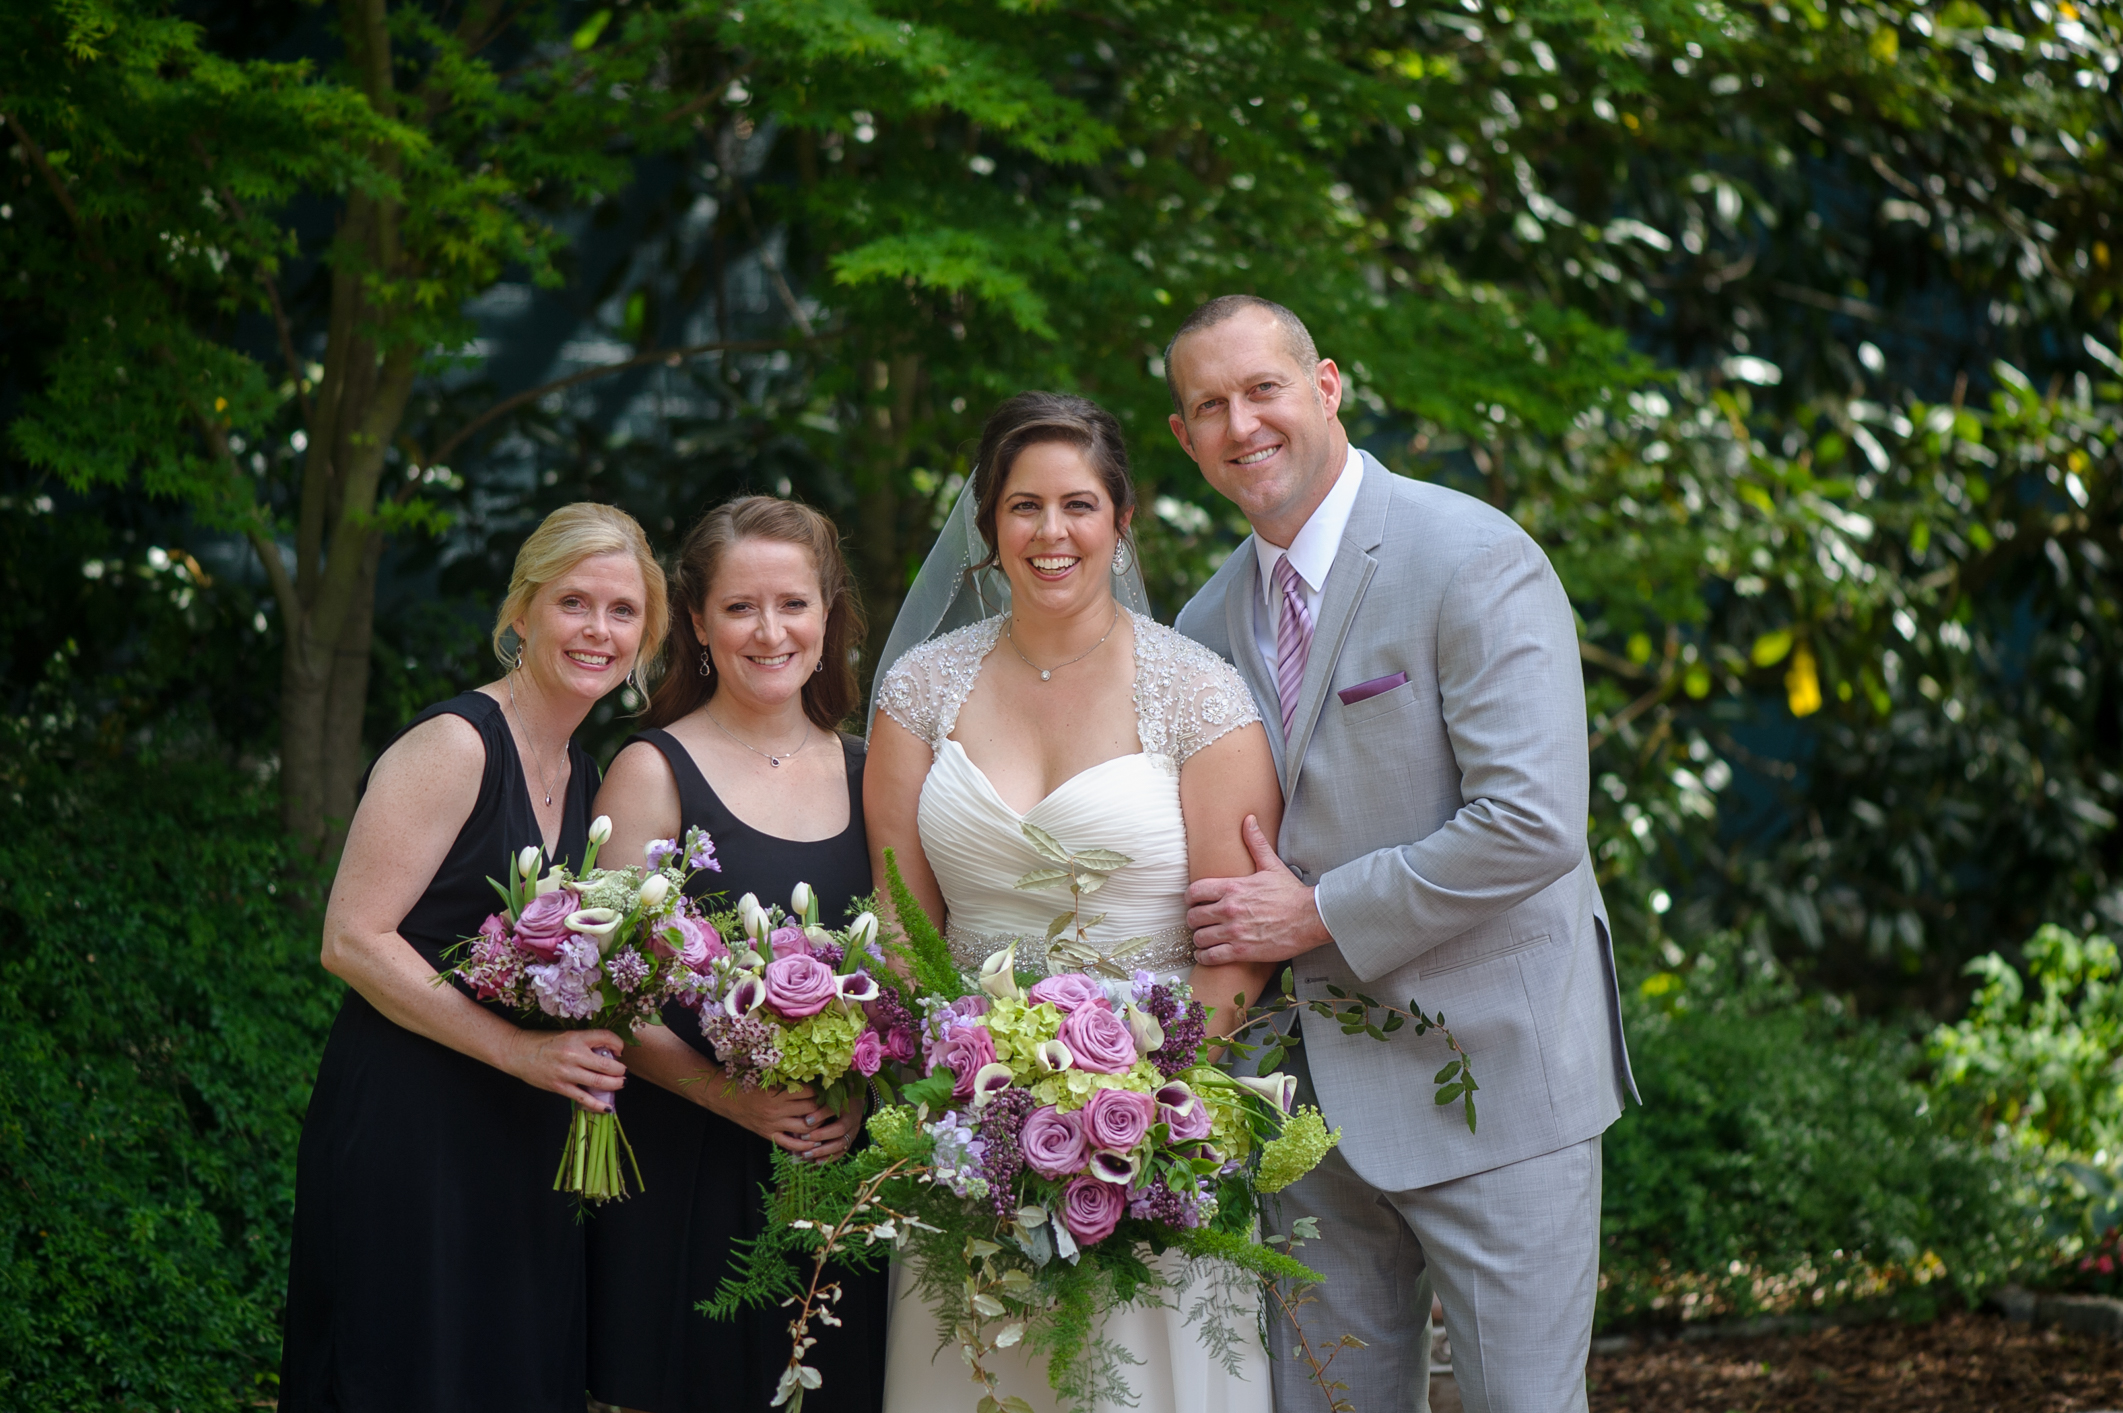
[883,846,966,999]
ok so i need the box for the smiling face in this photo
[513,552,649,705]
[993,440,1134,621]
[693,536,827,714]
[1166,306,1349,546]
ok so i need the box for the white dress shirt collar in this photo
[1256,443,1365,611]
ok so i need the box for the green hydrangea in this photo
[983,997,1063,1077]
[1030,1058,1162,1112]
[760,1005,869,1089]
[867,1104,924,1159]
[1254,1105,1340,1194]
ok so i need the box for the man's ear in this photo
[1168,411,1195,457]
[1314,358,1345,419]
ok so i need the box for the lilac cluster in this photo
[526,936,604,1020]
[926,1111,990,1199]
[606,947,651,994]
[1144,985,1208,1078]
[700,1013,783,1089]
[809,939,845,968]
[973,1087,1036,1215]
[862,988,921,1065]
[1126,1174,1205,1229]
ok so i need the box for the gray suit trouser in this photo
[1267,1034,1601,1413]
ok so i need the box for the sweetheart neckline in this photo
[936,738,1161,820]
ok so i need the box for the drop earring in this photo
[1111,539,1132,577]
[698,648,714,678]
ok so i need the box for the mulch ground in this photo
[1585,1312,2123,1412]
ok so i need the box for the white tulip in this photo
[638,874,671,909]
[516,846,542,883]
[790,881,816,920]
[978,944,1022,1001]
[737,893,769,943]
[587,815,613,846]
[847,912,880,949]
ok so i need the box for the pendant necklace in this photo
[1006,605,1120,682]
[706,706,810,768]
[506,674,559,806]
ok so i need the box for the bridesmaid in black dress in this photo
[281,503,668,1412]
[588,495,887,1413]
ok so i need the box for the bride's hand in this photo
[700,1080,853,1160]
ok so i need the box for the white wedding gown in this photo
[873,610,1274,1413]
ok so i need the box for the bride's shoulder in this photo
[874,617,1004,745]
[1129,612,1261,763]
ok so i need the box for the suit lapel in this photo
[1221,545,1285,779]
[1282,455,1393,801]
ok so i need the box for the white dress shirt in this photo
[1251,444,1365,669]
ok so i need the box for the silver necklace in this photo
[1006,606,1120,682]
[505,674,560,807]
[706,705,811,768]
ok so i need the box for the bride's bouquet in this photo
[707,852,1338,1412]
[435,818,725,1201]
[680,884,921,1118]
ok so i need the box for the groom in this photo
[1169,296,1636,1413]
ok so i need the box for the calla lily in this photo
[534,866,569,897]
[804,924,838,954]
[1233,1073,1299,1114]
[516,845,542,883]
[790,881,816,921]
[735,949,765,971]
[1089,1150,1141,1185]
[835,970,880,1005]
[638,874,671,910]
[968,1062,1016,1109]
[1124,1003,1165,1055]
[588,815,613,846]
[724,976,766,1018]
[978,944,1022,1001]
[1154,1081,1198,1118]
[1034,1039,1075,1074]
[565,907,623,938]
[848,912,880,949]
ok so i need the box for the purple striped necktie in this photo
[1271,553,1315,738]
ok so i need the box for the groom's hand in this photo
[1186,815,1332,966]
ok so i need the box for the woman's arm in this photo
[592,740,849,1158]
[1178,721,1285,1036]
[863,711,947,935]
[320,713,627,1109]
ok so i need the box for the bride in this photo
[865,391,1284,1413]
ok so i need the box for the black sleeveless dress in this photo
[281,691,598,1413]
[585,729,888,1413]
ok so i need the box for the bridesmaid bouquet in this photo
[435,817,726,1201]
[680,883,922,1118]
[707,851,1336,1413]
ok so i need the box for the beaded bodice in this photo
[874,610,1261,976]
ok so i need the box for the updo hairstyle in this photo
[968,392,1137,573]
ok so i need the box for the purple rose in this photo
[1027,974,1110,1014]
[660,914,726,970]
[883,1025,917,1064]
[1061,1173,1126,1246]
[762,953,838,1019]
[1020,1105,1089,1179]
[477,913,510,945]
[938,1024,996,1100]
[851,1028,884,1076]
[513,889,578,961]
[923,994,993,1071]
[1082,1087,1156,1153]
[769,922,811,960]
[1060,1004,1137,1074]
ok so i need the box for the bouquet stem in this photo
[555,1103,644,1202]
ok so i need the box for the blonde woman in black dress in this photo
[588,496,887,1413]
[282,503,667,1412]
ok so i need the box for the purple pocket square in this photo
[1338,672,1410,706]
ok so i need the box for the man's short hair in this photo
[1162,295,1321,416]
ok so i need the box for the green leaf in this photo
[1071,848,1132,870]
[1044,911,1075,940]
[1434,1060,1463,1084]
[1013,867,1072,890]
[571,9,612,50]
[1463,1092,1478,1134]
[1435,1082,1465,1104]
[1019,821,1072,866]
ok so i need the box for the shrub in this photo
[0,738,337,1410]
[1599,938,2039,1328]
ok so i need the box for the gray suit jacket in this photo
[1176,453,1637,1192]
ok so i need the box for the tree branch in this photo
[425,335,820,467]
[1,103,109,268]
